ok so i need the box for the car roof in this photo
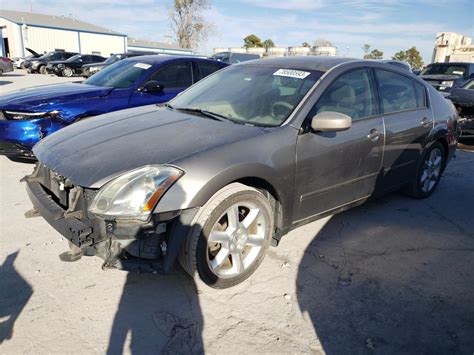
[239,56,358,72]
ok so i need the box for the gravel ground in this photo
[1,71,473,354]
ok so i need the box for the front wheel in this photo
[179,183,274,289]
[62,67,73,77]
[39,66,47,74]
[405,141,446,198]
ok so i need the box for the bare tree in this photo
[170,0,212,49]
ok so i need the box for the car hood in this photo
[421,74,463,81]
[448,88,474,107]
[0,83,113,110]
[33,106,267,188]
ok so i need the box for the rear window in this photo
[376,70,421,113]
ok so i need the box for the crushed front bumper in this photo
[25,166,198,273]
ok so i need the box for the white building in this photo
[432,32,474,63]
[127,38,195,55]
[0,10,127,57]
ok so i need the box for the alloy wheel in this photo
[420,147,443,193]
[206,202,266,278]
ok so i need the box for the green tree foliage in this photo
[392,47,424,70]
[263,39,275,49]
[364,48,384,59]
[243,34,264,48]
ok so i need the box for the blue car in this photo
[0,55,227,162]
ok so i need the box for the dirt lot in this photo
[1,71,473,354]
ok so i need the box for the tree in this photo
[170,0,212,49]
[392,50,407,62]
[364,48,383,59]
[302,42,311,48]
[263,39,275,49]
[243,34,263,48]
[362,44,371,57]
[391,47,424,69]
[404,46,424,70]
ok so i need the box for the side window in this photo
[413,81,427,108]
[376,70,418,113]
[82,56,91,63]
[313,69,377,119]
[148,61,192,89]
[198,62,222,80]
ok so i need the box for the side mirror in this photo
[139,80,164,93]
[311,111,352,132]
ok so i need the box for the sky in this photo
[2,0,473,63]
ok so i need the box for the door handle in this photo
[367,129,380,142]
[420,117,432,127]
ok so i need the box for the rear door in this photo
[294,68,384,221]
[128,59,193,107]
[374,69,433,189]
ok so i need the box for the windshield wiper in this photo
[172,107,228,122]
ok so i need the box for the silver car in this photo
[24,57,458,288]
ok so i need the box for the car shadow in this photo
[0,252,33,344]
[107,270,203,354]
[0,80,13,85]
[296,192,474,354]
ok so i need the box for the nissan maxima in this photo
[23,57,458,288]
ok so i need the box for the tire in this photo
[0,69,3,76]
[405,141,446,199]
[62,67,73,77]
[179,183,274,289]
[39,65,46,74]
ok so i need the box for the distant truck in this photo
[419,62,474,93]
[211,52,260,64]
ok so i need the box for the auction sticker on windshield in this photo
[273,69,311,79]
[134,63,152,70]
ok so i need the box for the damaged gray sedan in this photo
[24,57,458,288]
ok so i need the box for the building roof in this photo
[127,38,190,52]
[245,56,357,72]
[0,9,126,36]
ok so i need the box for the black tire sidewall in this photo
[195,190,273,288]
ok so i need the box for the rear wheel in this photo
[39,65,46,74]
[179,183,273,289]
[405,141,445,198]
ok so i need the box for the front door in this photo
[294,68,384,222]
[129,60,193,107]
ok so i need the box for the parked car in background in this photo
[448,79,474,143]
[0,57,14,75]
[46,54,106,77]
[81,52,146,78]
[11,48,41,69]
[420,62,474,93]
[0,55,227,162]
[24,51,78,74]
[24,57,458,288]
[212,51,260,64]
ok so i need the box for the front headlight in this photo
[441,80,454,87]
[89,165,183,219]
[57,64,64,68]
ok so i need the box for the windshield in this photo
[170,65,322,126]
[66,54,82,62]
[104,54,122,64]
[38,52,54,60]
[84,59,152,88]
[421,64,467,76]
